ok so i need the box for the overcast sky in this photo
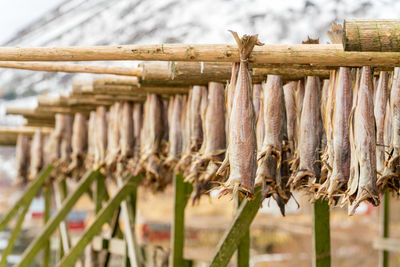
[0,0,64,44]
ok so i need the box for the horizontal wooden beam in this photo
[374,238,400,252]
[343,19,400,52]
[0,43,399,66]
[0,61,142,76]
[0,126,52,145]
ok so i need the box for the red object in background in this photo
[31,212,43,219]
[68,221,85,230]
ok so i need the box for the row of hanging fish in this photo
[14,32,400,216]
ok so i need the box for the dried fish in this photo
[255,75,284,197]
[345,66,379,215]
[138,94,164,190]
[68,113,87,176]
[16,134,30,184]
[253,84,262,120]
[288,76,322,191]
[94,106,108,167]
[175,92,192,173]
[380,68,400,192]
[106,102,121,172]
[327,67,352,203]
[60,114,73,163]
[218,31,263,198]
[119,101,134,160]
[283,81,297,153]
[29,129,43,181]
[164,95,183,170]
[86,111,96,168]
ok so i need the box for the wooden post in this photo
[16,168,102,267]
[57,176,139,267]
[170,173,193,267]
[209,188,261,267]
[236,194,250,267]
[343,19,400,52]
[380,191,390,267]
[117,175,143,267]
[53,179,71,254]
[312,199,331,267]
[0,165,54,232]
[0,201,30,267]
[43,183,52,267]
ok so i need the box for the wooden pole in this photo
[170,173,193,267]
[0,126,52,146]
[0,61,142,76]
[209,188,261,267]
[343,19,400,52]
[0,44,400,66]
[43,183,52,267]
[312,199,331,267]
[236,194,250,267]
[0,203,30,267]
[380,191,390,267]
[0,165,54,232]
[57,176,140,267]
[117,175,143,267]
[53,179,72,255]
[16,168,102,267]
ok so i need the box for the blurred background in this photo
[0,0,399,266]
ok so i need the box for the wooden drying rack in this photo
[0,19,398,267]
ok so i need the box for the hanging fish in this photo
[345,66,379,215]
[283,81,297,153]
[164,95,183,170]
[288,76,322,191]
[94,106,108,167]
[218,31,263,199]
[255,75,284,198]
[86,111,97,168]
[380,68,400,192]
[68,113,87,177]
[16,134,30,185]
[326,67,352,203]
[106,102,121,172]
[29,129,43,181]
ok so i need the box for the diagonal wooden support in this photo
[0,165,54,232]
[57,175,141,267]
[209,188,261,267]
[117,175,143,267]
[0,202,30,267]
[16,168,102,267]
[379,191,390,267]
[170,173,193,267]
[236,194,250,267]
[312,199,331,267]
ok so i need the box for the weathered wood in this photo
[252,67,330,80]
[312,199,331,267]
[209,188,261,267]
[379,191,390,267]
[374,238,400,252]
[0,126,51,146]
[1,44,400,66]
[171,174,193,267]
[236,194,250,267]
[43,184,51,267]
[343,19,400,52]
[16,168,102,267]
[117,175,142,267]
[57,176,139,267]
[0,203,30,267]
[93,75,140,86]
[53,179,71,254]
[0,61,142,76]
[0,165,54,232]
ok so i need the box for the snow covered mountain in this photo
[0,0,398,99]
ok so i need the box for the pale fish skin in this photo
[29,129,43,180]
[94,106,108,166]
[289,76,322,190]
[327,67,352,201]
[283,81,297,153]
[347,66,379,215]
